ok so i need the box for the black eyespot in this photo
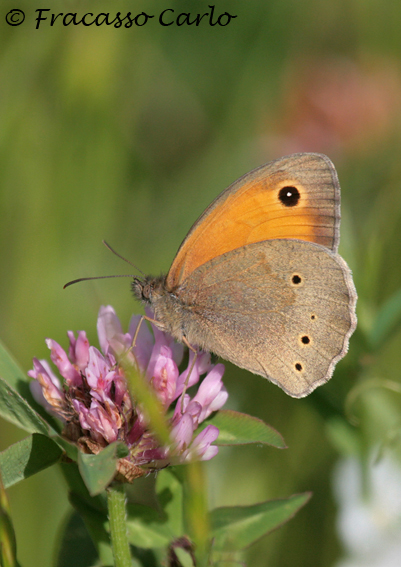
[301,335,310,344]
[292,274,302,285]
[310,314,316,320]
[295,363,303,372]
[279,186,300,207]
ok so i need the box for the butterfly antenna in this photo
[102,240,145,276]
[64,241,144,289]
[64,274,135,289]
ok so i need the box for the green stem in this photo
[0,473,17,567]
[107,484,132,567]
[184,461,210,566]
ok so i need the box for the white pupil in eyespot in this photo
[287,191,292,197]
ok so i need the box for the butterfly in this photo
[132,153,357,398]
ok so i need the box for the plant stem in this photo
[0,473,17,567]
[184,461,210,566]
[107,484,132,567]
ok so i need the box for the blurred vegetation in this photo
[1,0,401,565]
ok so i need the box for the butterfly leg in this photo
[129,314,164,371]
[131,313,165,349]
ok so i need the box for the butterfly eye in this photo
[278,186,300,207]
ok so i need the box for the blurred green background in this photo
[2,0,401,565]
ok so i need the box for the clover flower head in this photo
[29,306,227,481]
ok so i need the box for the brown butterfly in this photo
[131,153,357,397]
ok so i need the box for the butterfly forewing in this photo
[166,153,341,289]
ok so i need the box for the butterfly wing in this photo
[167,153,341,289]
[176,239,357,398]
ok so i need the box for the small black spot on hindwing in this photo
[292,274,302,285]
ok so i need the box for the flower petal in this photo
[29,358,66,413]
[78,399,119,444]
[191,363,227,423]
[97,305,131,355]
[46,339,82,386]
[170,413,194,452]
[152,346,178,406]
[175,350,212,399]
[68,330,89,371]
[128,315,154,373]
[188,424,219,461]
[85,347,111,389]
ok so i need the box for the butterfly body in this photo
[132,153,357,398]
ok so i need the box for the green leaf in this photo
[126,468,185,550]
[369,287,401,349]
[116,444,129,459]
[156,468,184,537]
[60,461,108,514]
[52,436,78,462]
[210,493,311,551]
[78,443,120,496]
[0,369,77,461]
[174,547,195,567]
[56,510,98,567]
[126,503,171,549]
[68,490,113,565]
[0,339,31,397]
[0,339,66,434]
[198,410,286,448]
[0,374,51,435]
[0,433,62,488]
[62,463,112,565]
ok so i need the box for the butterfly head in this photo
[131,274,187,342]
[131,275,168,305]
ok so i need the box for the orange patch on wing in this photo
[167,180,335,288]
